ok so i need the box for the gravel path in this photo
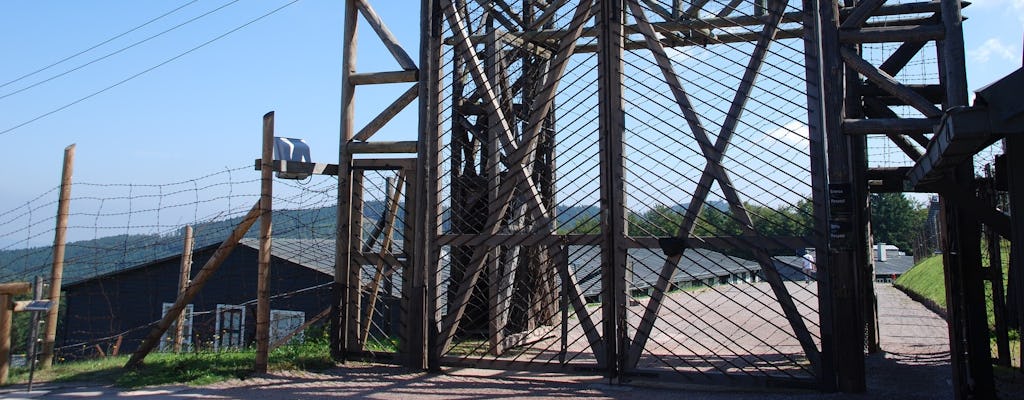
[0,284,955,399]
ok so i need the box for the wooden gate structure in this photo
[330,0,1022,397]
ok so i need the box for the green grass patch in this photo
[5,337,335,388]
[894,254,947,310]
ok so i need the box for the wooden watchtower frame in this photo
[331,0,1022,398]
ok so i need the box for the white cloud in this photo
[765,120,808,148]
[968,38,1021,64]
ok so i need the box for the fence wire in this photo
[0,162,339,360]
[431,0,822,383]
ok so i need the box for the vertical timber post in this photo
[938,0,994,395]
[40,144,74,369]
[1007,136,1024,373]
[0,294,12,384]
[0,283,30,384]
[334,0,359,362]
[255,111,274,373]
[818,0,866,391]
[841,13,878,354]
[174,225,194,353]
[802,0,836,387]
[597,0,626,382]
[419,0,442,371]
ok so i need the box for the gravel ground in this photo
[0,284,958,399]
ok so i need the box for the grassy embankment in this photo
[894,249,1020,368]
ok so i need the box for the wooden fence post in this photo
[40,144,74,369]
[0,282,31,385]
[174,225,195,353]
[255,111,274,373]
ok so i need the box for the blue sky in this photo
[0,1,1021,237]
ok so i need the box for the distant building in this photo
[59,239,356,359]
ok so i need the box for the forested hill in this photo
[0,203,604,285]
[2,202,762,285]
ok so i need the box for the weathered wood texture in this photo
[41,144,74,369]
[254,112,274,373]
[173,225,194,353]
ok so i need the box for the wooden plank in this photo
[470,0,521,31]
[254,159,340,176]
[0,282,30,296]
[346,141,418,154]
[684,0,713,17]
[878,39,929,75]
[354,83,420,141]
[840,0,887,29]
[841,117,936,135]
[254,111,274,373]
[528,0,569,30]
[714,0,746,18]
[553,245,605,366]
[360,173,405,344]
[837,24,944,43]
[840,47,943,118]
[125,200,262,369]
[352,158,416,170]
[41,143,74,369]
[354,0,417,71]
[349,70,418,85]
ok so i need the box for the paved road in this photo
[1,284,954,399]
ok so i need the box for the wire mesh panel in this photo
[353,168,410,358]
[432,0,606,371]
[617,0,821,385]
[426,0,824,385]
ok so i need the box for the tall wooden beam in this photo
[419,0,441,371]
[40,144,74,369]
[802,0,835,384]
[254,112,274,373]
[820,0,866,391]
[597,0,626,381]
[938,0,994,395]
[333,0,359,362]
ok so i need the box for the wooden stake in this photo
[174,225,194,353]
[360,174,404,344]
[255,111,274,373]
[1,294,13,385]
[41,144,74,369]
[0,282,29,384]
[125,200,262,369]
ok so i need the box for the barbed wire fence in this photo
[0,161,403,362]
